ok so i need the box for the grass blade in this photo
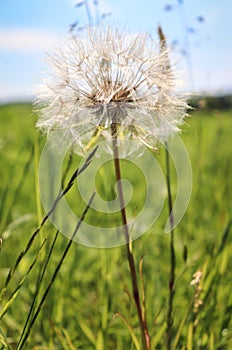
[16,192,95,349]
[17,230,59,346]
[0,239,46,320]
[1,147,98,294]
[113,313,141,350]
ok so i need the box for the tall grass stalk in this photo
[0,146,34,234]
[16,192,96,349]
[0,146,98,296]
[0,238,46,320]
[165,141,176,350]
[96,249,111,350]
[113,313,141,350]
[157,27,176,349]
[111,123,151,350]
[17,230,59,347]
[34,133,43,227]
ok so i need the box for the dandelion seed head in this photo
[35,26,188,153]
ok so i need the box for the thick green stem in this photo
[111,123,151,350]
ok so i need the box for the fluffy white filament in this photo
[35,26,188,153]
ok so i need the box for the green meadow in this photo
[0,103,231,349]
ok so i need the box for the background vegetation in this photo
[0,99,231,349]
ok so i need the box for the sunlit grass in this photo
[0,103,231,349]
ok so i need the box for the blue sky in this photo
[0,0,231,102]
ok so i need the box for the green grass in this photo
[0,103,231,349]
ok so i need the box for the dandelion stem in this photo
[111,123,151,350]
[165,141,176,350]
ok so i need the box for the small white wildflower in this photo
[190,270,202,286]
[35,26,188,153]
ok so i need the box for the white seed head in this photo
[35,26,188,153]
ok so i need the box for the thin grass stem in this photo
[1,146,98,294]
[34,132,43,227]
[17,230,59,346]
[0,146,34,233]
[16,192,95,349]
[165,141,176,350]
[0,239,47,320]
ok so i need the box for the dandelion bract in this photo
[36,26,187,153]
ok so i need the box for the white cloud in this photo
[0,28,59,53]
